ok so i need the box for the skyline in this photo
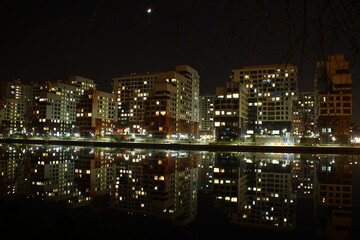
[1,0,359,123]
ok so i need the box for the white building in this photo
[112,65,200,139]
[0,79,32,135]
[231,64,297,136]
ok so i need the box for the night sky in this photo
[1,0,359,123]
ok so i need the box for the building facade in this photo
[0,79,32,136]
[314,54,352,144]
[29,76,96,137]
[112,65,200,139]
[199,94,216,139]
[30,81,80,137]
[232,64,297,136]
[292,91,316,137]
[76,90,117,137]
[214,81,248,141]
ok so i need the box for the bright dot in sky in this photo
[147,8,152,14]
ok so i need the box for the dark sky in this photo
[1,0,359,123]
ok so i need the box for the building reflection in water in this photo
[212,152,296,231]
[0,144,355,237]
[315,154,353,240]
[113,150,199,225]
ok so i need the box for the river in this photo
[0,143,358,239]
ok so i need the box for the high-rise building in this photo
[314,54,352,144]
[30,82,80,137]
[68,75,97,91]
[0,79,32,136]
[76,90,117,137]
[199,94,216,139]
[231,64,297,136]
[292,91,316,137]
[29,76,96,137]
[213,81,248,141]
[112,65,200,139]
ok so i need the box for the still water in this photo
[0,144,359,239]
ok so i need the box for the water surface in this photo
[0,144,358,239]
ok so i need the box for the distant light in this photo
[147,8,152,14]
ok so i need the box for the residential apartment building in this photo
[213,81,248,141]
[30,76,96,137]
[0,79,32,136]
[314,54,352,144]
[68,75,97,91]
[231,64,297,136]
[199,94,216,139]
[292,91,316,137]
[112,65,200,139]
[112,72,157,134]
[76,90,117,137]
[30,82,80,137]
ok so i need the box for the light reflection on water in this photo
[0,144,358,239]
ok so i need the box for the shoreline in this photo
[1,138,360,154]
